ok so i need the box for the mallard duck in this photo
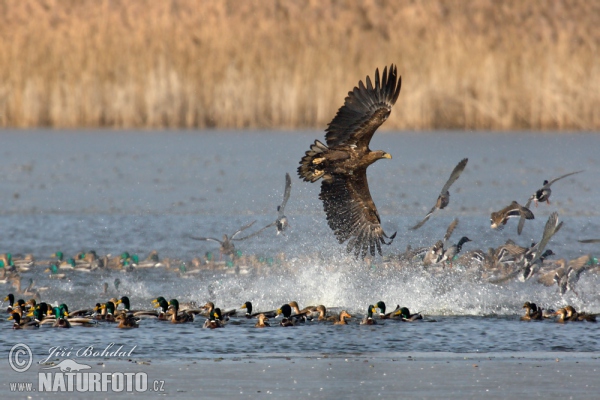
[240,173,293,238]
[375,301,400,319]
[564,255,597,296]
[395,307,423,322]
[276,304,304,326]
[4,293,15,313]
[314,305,329,321]
[490,201,534,230]
[202,309,224,329]
[149,297,170,320]
[288,301,315,320]
[410,158,468,230]
[521,302,543,321]
[26,303,53,324]
[333,311,352,325]
[254,313,270,328]
[52,306,71,328]
[554,308,569,323]
[422,219,459,266]
[189,221,257,260]
[44,264,67,279]
[10,312,39,329]
[240,301,276,319]
[517,171,582,234]
[360,305,377,325]
[99,301,117,322]
[201,302,236,319]
[116,314,140,329]
[167,299,194,324]
[565,305,596,322]
[440,237,472,268]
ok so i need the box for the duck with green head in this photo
[394,307,423,322]
[4,293,15,313]
[150,297,170,320]
[375,301,401,319]
[167,299,194,324]
[240,301,277,319]
[203,309,224,329]
[360,305,377,325]
[99,301,117,322]
[52,306,71,328]
[276,303,304,327]
[11,312,39,329]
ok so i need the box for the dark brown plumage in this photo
[298,65,401,258]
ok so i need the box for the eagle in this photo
[298,65,401,258]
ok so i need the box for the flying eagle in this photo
[298,65,401,258]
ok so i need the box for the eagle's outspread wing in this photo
[319,170,395,258]
[325,65,401,149]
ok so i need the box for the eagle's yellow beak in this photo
[382,153,392,159]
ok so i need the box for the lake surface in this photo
[1,130,600,361]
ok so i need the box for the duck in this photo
[44,264,67,279]
[10,312,39,329]
[240,301,277,319]
[530,171,583,207]
[395,307,423,322]
[333,311,352,325]
[490,201,534,230]
[276,304,305,326]
[99,301,118,322]
[565,305,596,322]
[243,173,293,238]
[288,301,315,320]
[374,301,400,319]
[554,308,569,323]
[167,299,194,324]
[521,302,543,321]
[360,305,377,325]
[189,220,257,260]
[52,306,71,328]
[201,302,236,320]
[440,237,472,268]
[116,314,140,329]
[254,313,270,328]
[410,158,468,230]
[564,255,597,296]
[27,303,54,324]
[4,293,16,313]
[150,297,170,320]
[203,310,224,329]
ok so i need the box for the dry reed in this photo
[0,0,599,130]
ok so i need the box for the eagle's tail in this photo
[298,140,329,182]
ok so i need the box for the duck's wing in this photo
[409,205,436,230]
[578,239,600,244]
[517,198,533,235]
[230,220,257,239]
[189,236,222,244]
[234,222,276,241]
[439,158,468,195]
[545,170,583,188]
[443,218,459,242]
[529,212,562,266]
[278,173,292,218]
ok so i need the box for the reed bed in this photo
[0,0,599,130]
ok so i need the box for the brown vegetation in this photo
[0,0,599,130]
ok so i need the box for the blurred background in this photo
[1,0,599,131]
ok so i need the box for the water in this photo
[2,129,600,361]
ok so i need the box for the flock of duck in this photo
[5,293,427,329]
[6,290,595,331]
